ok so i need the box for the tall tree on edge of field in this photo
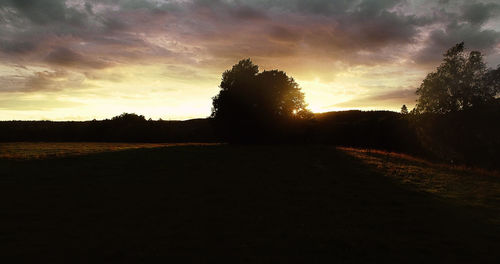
[415,42,499,114]
[211,59,312,142]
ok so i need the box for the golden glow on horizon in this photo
[0,62,423,121]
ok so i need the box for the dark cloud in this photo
[2,0,87,25]
[102,17,129,32]
[341,10,421,48]
[85,2,94,15]
[45,47,112,69]
[0,40,37,54]
[268,26,301,42]
[230,5,267,20]
[415,22,500,64]
[355,0,402,16]
[461,2,500,25]
[409,1,500,65]
[294,0,353,16]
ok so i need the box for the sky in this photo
[1,0,499,121]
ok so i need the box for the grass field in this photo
[339,147,500,224]
[0,143,498,262]
[0,142,218,159]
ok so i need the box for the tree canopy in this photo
[211,59,311,121]
[211,59,312,141]
[415,42,499,114]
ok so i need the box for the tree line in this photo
[0,116,217,143]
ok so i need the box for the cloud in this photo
[415,22,500,64]
[1,0,87,25]
[229,4,267,20]
[410,0,500,65]
[0,69,90,93]
[332,87,418,108]
[368,88,418,101]
[0,40,37,54]
[0,97,82,110]
[45,47,112,69]
[24,70,80,92]
[83,71,124,82]
[461,2,500,26]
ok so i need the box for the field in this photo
[340,147,500,224]
[0,142,218,159]
[1,143,499,262]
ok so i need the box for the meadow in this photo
[0,142,218,159]
[340,147,500,224]
[0,143,498,262]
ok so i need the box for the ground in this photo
[0,144,498,263]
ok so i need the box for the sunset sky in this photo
[1,0,500,120]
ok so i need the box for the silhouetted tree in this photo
[211,59,311,142]
[111,113,146,123]
[410,43,500,167]
[401,105,408,115]
[415,43,498,114]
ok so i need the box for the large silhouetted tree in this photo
[415,42,499,114]
[211,59,311,141]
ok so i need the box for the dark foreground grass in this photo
[0,145,498,263]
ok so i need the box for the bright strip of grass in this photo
[0,142,220,160]
[339,147,500,223]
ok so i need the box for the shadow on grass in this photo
[0,145,498,262]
